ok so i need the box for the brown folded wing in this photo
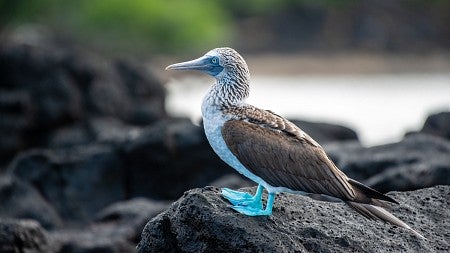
[222,119,357,200]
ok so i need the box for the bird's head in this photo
[166,47,249,82]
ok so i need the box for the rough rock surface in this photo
[138,186,449,253]
[325,134,450,192]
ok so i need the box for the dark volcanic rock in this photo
[138,186,449,253]
[49,225,136,253]
[365,162,450,194]
[95,197,170,232]
[0,219,51,253]
[9,145,125,224]
[325,134,450,192]
[419,111,450,140]
[49,198,169,253]
[0,28,165,165]
[290,119,359,144]
[47,117,140,148]
[0,175,62,229]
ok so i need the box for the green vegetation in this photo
[76,0,232,53]
[0,0,232,54]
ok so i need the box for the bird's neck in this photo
[207,71,250,109]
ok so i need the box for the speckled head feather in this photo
[207,47,250,82]
[204,47,251,107]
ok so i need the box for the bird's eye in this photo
[211,57,218,64]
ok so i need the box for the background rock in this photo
[325,134,450,192]
[418,111,450,140]
[9,145,126,224]
[0,219,51,253]
[209,174,254,189]
[0,32,166,166]
[290,119,359,144]
[137,186,449,253]
[48,198,169,253]
[49,225,136,253]
[123,118,231,200]
[95,197,171,232]
[0,175,62,229]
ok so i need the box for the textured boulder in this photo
[138,186,449,253]
[325,134,450,192]
[0,219,50,253]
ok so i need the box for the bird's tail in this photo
[346,201,425,239]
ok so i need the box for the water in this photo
[165,73,450,146]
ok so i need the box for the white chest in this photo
[201,96,234,168]
[201,96,267,188]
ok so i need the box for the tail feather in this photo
[346,201,425,239]
[348,178,399,205]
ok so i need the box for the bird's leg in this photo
[221,184,263,209]
[231,192,276,216]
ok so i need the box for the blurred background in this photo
[1,1,450,251]
[1,0,450,146]
[2,0,450,54]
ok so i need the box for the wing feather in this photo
[222,119,356,200]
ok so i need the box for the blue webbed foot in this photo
[228,192,276,217]
[231,205,272,216]
[221,185,263,209]
[221,188,253,201]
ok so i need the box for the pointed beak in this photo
[165,55,211,71]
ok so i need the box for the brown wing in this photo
[222,119,357,201]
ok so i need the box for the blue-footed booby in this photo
[166,47,424,238]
